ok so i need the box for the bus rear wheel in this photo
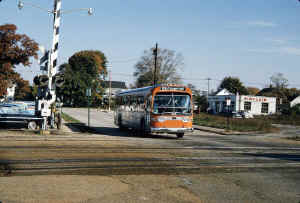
[139,119,146,137]
[176,133,184,138]
[118,117,126,131]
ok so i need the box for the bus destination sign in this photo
[161,87,185,91]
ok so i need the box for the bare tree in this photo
[134,47,184,87]
[270,73,288,89]
[187,83,200,96]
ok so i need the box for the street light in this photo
[17,1,24,10]
[106,64,112,112]
[17,0,93,16]
[88,8,93,16]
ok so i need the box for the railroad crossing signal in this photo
[39,50,49,71]
[39,50,49,65]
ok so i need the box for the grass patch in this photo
[286,136,300,141]
[256,114,300,126]
[61,112,80,123]
[193,113,279,133]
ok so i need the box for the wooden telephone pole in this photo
[153,43,158,86]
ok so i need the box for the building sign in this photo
[244,97,267,102]
[226,98,231,106]
[161,87,185,91]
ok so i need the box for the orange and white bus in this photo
[114,84,193,138]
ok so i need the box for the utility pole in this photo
[108,68,112,111]
[206,78,211,113]
[206,78,211,98]
[153,43,158,86]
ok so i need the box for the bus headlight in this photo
[182,117,191,122]
[151,117,167,122]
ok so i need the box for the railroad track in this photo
[1,151,300,176]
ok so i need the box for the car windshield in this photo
[153,93,191,115]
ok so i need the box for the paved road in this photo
[63,108,115,128]
[1,108,300,202]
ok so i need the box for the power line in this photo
[109,58,139,63]
[110,72,300,88]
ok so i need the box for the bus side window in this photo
[116,97,119,106]
[131,96,136,110]
[123,96,128,106]
[129,96,133,106]
[133,96,137,106]
[146,96,152,112]
[138,96,144,105]
[137,96,144,110]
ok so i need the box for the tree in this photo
[57,50,107,107]
[284,88,300,102]
[134,47,184,87]
[246,87,260,95]
[218,76,248,95]
[187,83,200,96]
[0,24,38,99]
[195,95,209,112]
[14,75,34,100]
[270,73,288,89]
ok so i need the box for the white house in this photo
[102,81,127,98]
[0,82,16,103]
[290,96,300,107]
[208,89,277,116]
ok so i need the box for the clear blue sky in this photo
[1,0,300,91]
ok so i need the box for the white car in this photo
[232,111,242,118]
[240,111,254,118]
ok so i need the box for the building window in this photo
[244,102,251,111]
[230,102,235,112]
[261,103,269,113]
[222,101,227,112]
[215,101,220,113]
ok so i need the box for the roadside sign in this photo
[86,88,91,97]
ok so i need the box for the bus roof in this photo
[116,84,190,97]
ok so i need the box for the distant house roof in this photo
[101,81,126,89]
[215,88,234,96]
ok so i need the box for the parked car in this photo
[240,111,254,118]
[231,111,243,118]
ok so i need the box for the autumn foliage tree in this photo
[246,87,260,95]
[0,24,38,100]
[57,50,107,107]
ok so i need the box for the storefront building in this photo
[208,89,276,115]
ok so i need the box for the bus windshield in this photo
[153,93,191,115]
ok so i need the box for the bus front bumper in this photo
[150,127,193,134]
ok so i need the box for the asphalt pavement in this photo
[1,108,300,203]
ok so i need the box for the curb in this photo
[193,126,231,135]
[193,125,258,135]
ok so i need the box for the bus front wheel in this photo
[176,133,184,138]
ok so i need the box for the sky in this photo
[1,0,300,91]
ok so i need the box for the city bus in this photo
[114,84,193,138]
